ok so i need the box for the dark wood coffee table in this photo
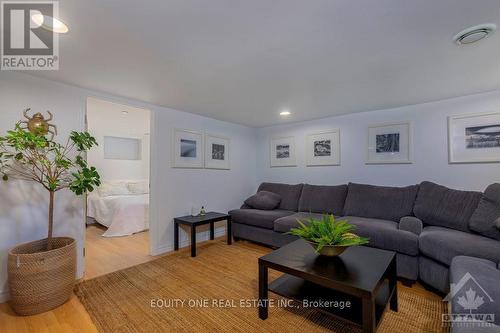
[174,212,231,257]
[258,239,397,333]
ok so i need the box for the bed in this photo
[87,180,149,237]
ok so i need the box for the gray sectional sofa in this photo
[229,181,500,295]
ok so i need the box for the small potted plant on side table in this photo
[288,214,369,256]
[0,109,100,315]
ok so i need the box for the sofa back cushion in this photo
[298,184,347,215]
[257,182,303,211]
[244,191,282,210]
[413,181,482,232]
[469,183,500,241]
[343,183,419,222]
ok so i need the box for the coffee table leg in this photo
[227,217,232,245]
[362,297,375,333]
[210,222,215,240]
[258,262,268,320]
[174,222,179,251]
[191,225,196,257]
[389,258,398,312]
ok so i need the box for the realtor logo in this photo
[443,272,495,327]
[1,1,59,70]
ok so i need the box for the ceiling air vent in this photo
[453,24,496,45]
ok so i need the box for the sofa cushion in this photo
[229,209,294,229]
[414,181,482,232]
[420,226,500,266]
[343,216,419,256]
[469,183,500,241]
[343,183,419,222]
[257,182,303,211]
[298,184,347,215]
[450,256,500,327]
[399,216,423,235]
[244,191,281,210]
[273,212,326,233]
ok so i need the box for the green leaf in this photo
[287,214,369,250]
[70,131,99,151]
[0,117,101,195]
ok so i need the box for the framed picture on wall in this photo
[366,122,413,164]
[270,136,296,167]
[172,129,203,168]
[204,134,230,169]
[305,129,340,166]
[448,111,500,163]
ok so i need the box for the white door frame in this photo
[83,97,157,269]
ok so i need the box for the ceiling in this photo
[28,0,500,127]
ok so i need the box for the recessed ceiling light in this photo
[280,110,291,116]
[31,13,69,34]
[453,24,496,45]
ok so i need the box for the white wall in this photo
[87,98,150,181]
[0,72,87,302]
[0,72,258,302]
[149,108,258,254]
[3,70,500,303]
[256,90,500,191]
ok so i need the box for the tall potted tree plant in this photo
[0,109,100,315]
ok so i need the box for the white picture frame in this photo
[172,129,204,168]
[270,136,296,167]
[366,122,413,164]
[448,111,500,163]
[204,134,230,169]
[306,130,340,166]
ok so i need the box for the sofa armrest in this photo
[399,216,423,235]
[240,203,252,209]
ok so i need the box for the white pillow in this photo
[127,181,149,194]
[98,181,130,197]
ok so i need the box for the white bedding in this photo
[87,192,149,237]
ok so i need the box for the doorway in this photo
[84,97,152,279]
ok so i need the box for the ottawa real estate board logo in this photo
[1,1,60,70]
[443,272,495,328]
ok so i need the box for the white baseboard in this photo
[0,289,10,303]
[151,227,226,256]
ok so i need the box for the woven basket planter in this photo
[8,237,76,316]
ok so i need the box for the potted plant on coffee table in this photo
[0,109,100,315]
[288,214,369,256]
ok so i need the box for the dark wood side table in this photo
[174,212,232,257]
[258,240,397,333]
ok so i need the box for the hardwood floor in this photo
[84,224,151,279]
[0,238,442,333]
[0,224,154,333]
[0,295,99,333]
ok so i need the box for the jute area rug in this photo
[75,240,448,333]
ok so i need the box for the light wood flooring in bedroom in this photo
[84,224,151,279]
[0,235,441,333]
